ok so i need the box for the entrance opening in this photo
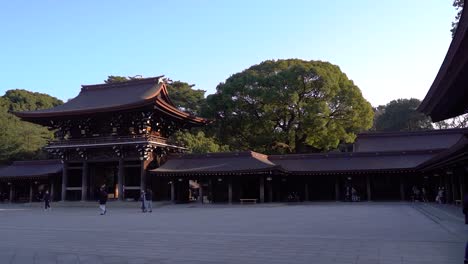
[90,162,118,200]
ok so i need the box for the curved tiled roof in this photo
[268,150,441,174]
[13,77,207,124]
[0,160,62,179]
[354,128,468,152]
[152,151,280,175]
[418,0,468,121]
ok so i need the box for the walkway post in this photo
[29,182,33,203]
[61,161,68,201]
[228,177,233,204]
[445,174,451,203]
[170,181,175,203]
[9,183,13,203]
[400,176,405,201]
[460,173,465,205]
[140,160,146,192]
[335,176,340,201]
[259,176,265,203]
[366,175,372,201]
[268,177,273,202]
[50,182,54,201]
[117,158,124,201]
[81,161,88,201]
[451,174,456,203]
[199,179,203,204]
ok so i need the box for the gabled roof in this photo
[418,0,468,121]
[152,151,280,175]
[13,77,207,124]
[0,160,62,179]
[268,150,441,174]
[354,128,468,152]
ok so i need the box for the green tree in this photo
[204,59,374,153]
[168,131,229,153]
[4,89,62,112]
[104,75,135,84]
[374,98,433,132]
[451,0,464,37]
[0,90,63,164]
[433,113,468,129]
[166,81,206,116]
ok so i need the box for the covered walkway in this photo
[0,160,62,203]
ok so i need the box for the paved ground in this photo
[0,202,466,264]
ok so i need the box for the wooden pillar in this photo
[61,162,68,201]
[335,176,340,201]
[29,182,33,203]
[268,178,273,202]
[304,182,309,202]
[259,176,265,203]
[460,173,465,205]
[228,177,233,204]
[81,161,88,201]
[117,159,124,201]
[140,160,146,191]
[366,175,372,201]
[170,181,175,203]
[9,184,13,203]
[445,174,451,203]
[50,182,54,201]
[450,174,456,203]
[400,176,406,201]
[199,179,203,204]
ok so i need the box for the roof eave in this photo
[418,0,468,121]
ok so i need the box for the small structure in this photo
[0,160,62,202]
[152,151,282,203]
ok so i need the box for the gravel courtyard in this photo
[0,202,466,264]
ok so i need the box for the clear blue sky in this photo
[0,0,456,106]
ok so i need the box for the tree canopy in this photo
[0,90,63,164]
[451,0,464,37]
[168,131,229,154]
[373,98,433,132]
[203,59,374,154]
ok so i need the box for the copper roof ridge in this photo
[357,128,468,137]
[11,159,61,165]
[168,150,262,159]
[268,149,444,160]
[81,76,164,91]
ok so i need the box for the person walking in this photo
[436,187,444,204]
[421,188,428,202]
[43,190,51,211]
[145,189,153,213]
[99,185,108,215]
[140,190,146,213]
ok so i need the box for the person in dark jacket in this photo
[463,193,468,225]
[43,190,51,211]
[99,185,108,215]
[145,189,153,213]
